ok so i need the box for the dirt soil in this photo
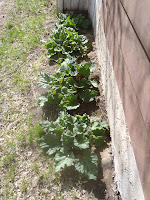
[0,1,121,199]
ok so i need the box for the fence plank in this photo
[71,0,80,10]
[79,0,88,10]
[63,0,88,11]
[64,0,71,10]
[56,0,63,13]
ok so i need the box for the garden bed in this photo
[0,1,120,199]
[36,12,120,199]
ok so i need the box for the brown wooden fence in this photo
[56,0,88,12]
[101,0,150,199]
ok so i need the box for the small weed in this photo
[6,166,16,182]
[0,92,5,101]
[27,123,44,145]
[37,173,48,186]
[2,140,16,168]
[54,198,63,200]
[17,121,44,147]
[32,162,40,174]
[1,180,17,200]
[48,162,54,174]
[53,176,60,185]
[5,21,13,29]
[20,178,28,193]
[36,162,54,186]
[72,192,76,200]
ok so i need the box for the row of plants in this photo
[38,13,109,180]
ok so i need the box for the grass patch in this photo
[0,0,58,199]
[0,0,56,91]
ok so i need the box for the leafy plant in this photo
[39,111,108,180]
[38,58,99,111]
[46,25,88,63]
[56,13,90,33]
[37,12,110,182]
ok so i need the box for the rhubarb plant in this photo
[37,13,109,181]
[46,13,90,63]
[56,13,90,33]
[38,58,99,111]
[46,25,88,63]
[39,111,108,180]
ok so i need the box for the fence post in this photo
[56,0,63,14]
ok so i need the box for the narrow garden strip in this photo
[38,13,109,180]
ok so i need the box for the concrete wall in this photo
[56,0,150,199]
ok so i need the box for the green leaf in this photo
[57,13,90,33]
[77,79,91,89]
[64,77,78,87]
[91,121,101,131]
[60,94,80,110]
[79,89,98,103]
[75,113,90,125]
[74,150,98,180]
[39,134,60,155]
[91,121,106,136]
[90,80,99,88]
[77,62,91,78]
[73,135,89,149]
[93,135,106,147]
[90,121,108,147]
[38,72,52,88]
[55,152,75,172]
[61,130,74,151]
[101,121,109,129]
[38,93,48,107]
[40,120,64,135]
[40,120,53,132]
